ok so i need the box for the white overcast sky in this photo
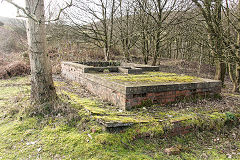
[0,0,67,18]
[0,0,25,18]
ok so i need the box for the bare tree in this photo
[4,0,72,109]
[66,0,118,61]
[135,0,152,64]
[116,0,139,61]
[192,0,226,85]
[223,0,240,92]
[136,0,192,66]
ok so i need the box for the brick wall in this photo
[125,88,221,108]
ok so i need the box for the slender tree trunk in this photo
[26,0,57,104]
[152,0,163,66]
[101,1,110,61]
[142,32,147,64]
[125,9,130,61]
[152,53,158,66]
[214,60,226,85]
[104,46,110,61]
[214,0,226,85]
[176,38,179,59]
[198,40,204,75]
[152,27,161,66]
[233,1,240,92]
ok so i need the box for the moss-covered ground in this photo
[0,76,240,159]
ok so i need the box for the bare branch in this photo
[45,0,73,22]
[33,0,40,14]
[4,0,38,22]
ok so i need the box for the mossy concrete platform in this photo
[61,61,222,110]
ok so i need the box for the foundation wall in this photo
[61,62,222,110]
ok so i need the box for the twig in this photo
[4,0,38,22]
[45,0,73,22]
[4,0,73,23]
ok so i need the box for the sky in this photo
[0,0,25,18]
[0,0,69,20]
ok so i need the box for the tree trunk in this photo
[233,1,240,92]
[152,29,161,66]
[152,54,158,66]
[104,46,110,61]
[214,60,226,85]
[26,0,57,104]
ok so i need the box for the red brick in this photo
[161,97,175,104]
[147,93,155,98]
[176,90,191,96]
[166,98,175,103]
[164,94,176,99]
[176,90,183,96]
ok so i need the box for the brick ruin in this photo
[61,61,222,110]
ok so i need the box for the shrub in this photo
[0,61,30,79]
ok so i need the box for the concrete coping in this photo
[62,61,160,73]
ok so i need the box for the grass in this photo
[0,76,239,159]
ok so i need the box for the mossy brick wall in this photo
[124,81,221,109]
[61,62,222,110]
[125,88,221,107]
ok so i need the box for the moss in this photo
[139,99,153,108]
[0,80,30,118]
[223,93,240,98]
[0,85,30,100]
[58,88,239,132]
[206,112,228,130]
[102,72,200,84]
[0,76,30,86]
[169,114,195,123]
[225,112,236,121]
[93,115,155,123]
[61,90,108,115]
[0,100,5,107]
[54,81,66,87]
[136,123,165,137]
[94,133,120,145]
[61,90,157,124]
[169,112,237,132]
[209,112,227,121]
[103,69,110,73]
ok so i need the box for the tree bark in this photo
[152,30,161,66]
[233,1,240,92]
[214,0,226,85]
[26,0,57,104]
[104,46,110,61]
[214,60,226,85]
